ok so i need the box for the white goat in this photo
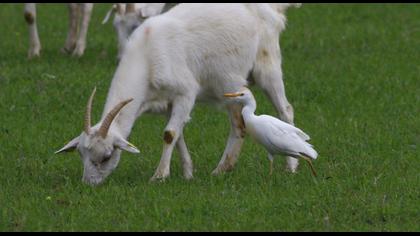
[24,3,93,58]
[102,3,176,60]
[56,3,301,185]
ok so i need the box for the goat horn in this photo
[98,98,134,138]
[84,87,96,135]
[126,3,136,14]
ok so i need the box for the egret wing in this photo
[259,115,311,141]
[257,115,312,156]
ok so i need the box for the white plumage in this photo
[224,87,318,176]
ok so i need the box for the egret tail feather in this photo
[300,143,318,160]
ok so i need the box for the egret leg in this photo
[268,154,274,176]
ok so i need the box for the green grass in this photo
[0,3,419,231]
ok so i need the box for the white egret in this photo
[224,87,318,176]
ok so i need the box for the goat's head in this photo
[114,4,144,60]
[56,88,140,186]
[102,4,152,60]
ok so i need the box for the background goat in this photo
[24,3,93,58]
[102,3,176,60]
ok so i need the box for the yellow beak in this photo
[224,93,241,98]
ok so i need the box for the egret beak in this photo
[224,93,241,97]
[302,156,317,177]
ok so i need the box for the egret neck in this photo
[241,92,257,124]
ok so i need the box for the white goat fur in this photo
[24,3,93,58]
[57,3,301,185]
[102,3,176,59]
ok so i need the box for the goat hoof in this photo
[28,50,40,59]
[211,163,235,176]
[211,169,221,176]
[72,45,85,57]
[183,172,194,180]
[211,167,226,176]
[285,157,299,173]
[60,47,72,55]
[285,166,298,174]
[150,172,170,182]
[72,51,84,58]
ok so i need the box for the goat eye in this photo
[101,155,111,164]
[130,25,139,33]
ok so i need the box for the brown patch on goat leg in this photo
[163,130,176,144]
[24,12,34,24]
[234,112,246,138]
[262,49,269,57]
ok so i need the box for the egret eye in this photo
[240,93,245,96]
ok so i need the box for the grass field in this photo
[0,3,419,232]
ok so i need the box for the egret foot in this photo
[269,159,273,176]
[268,154,274,176]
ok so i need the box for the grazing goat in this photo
[24,3,93,58]
[56,3,301,185]
[102,3,176,60]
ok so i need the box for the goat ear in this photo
[115,137,140,154]
[138,9,146,19]
[55,136,80,154]
[139,8,155,18]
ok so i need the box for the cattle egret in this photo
[224,87,318,176]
